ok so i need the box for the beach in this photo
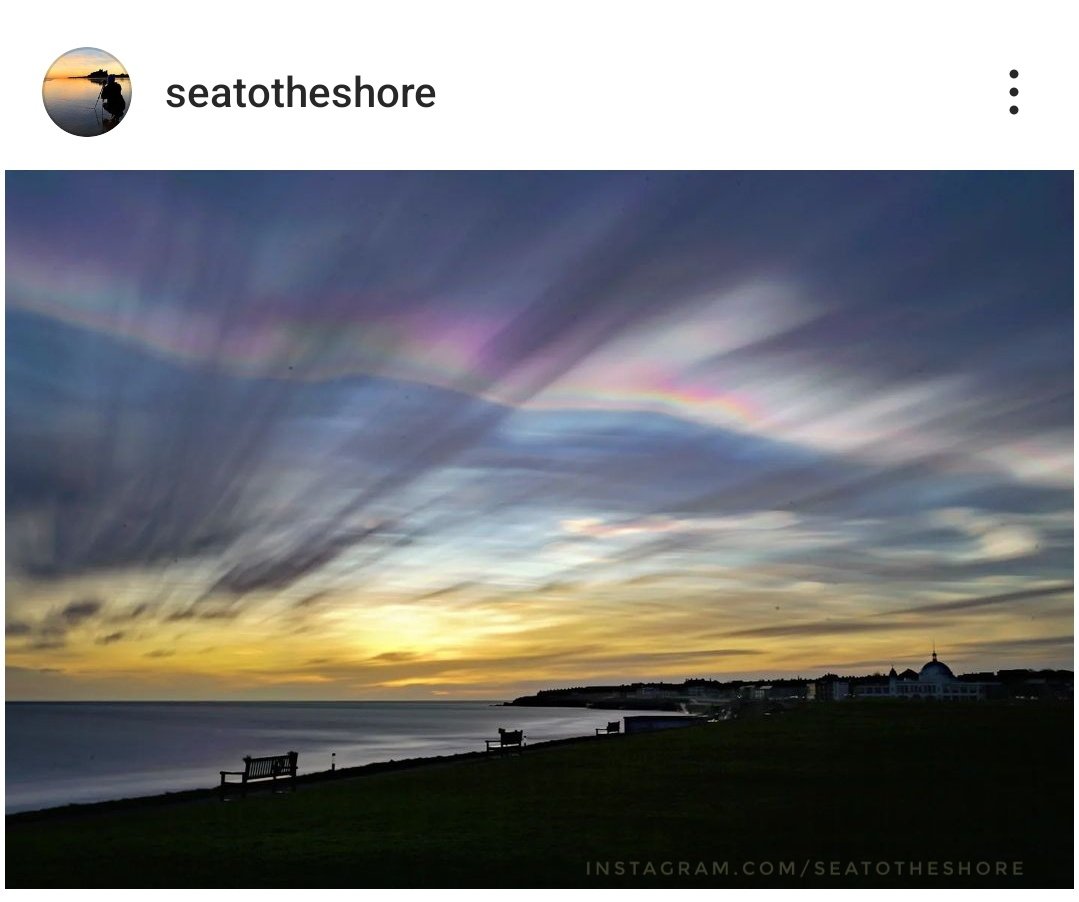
[6,701,1072,888]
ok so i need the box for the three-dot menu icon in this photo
[1009,69,1018,114]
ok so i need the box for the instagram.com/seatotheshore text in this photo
[585,859,1025,880]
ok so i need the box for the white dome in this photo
[919,652,955,683]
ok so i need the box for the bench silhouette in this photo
[485,728,525,754]
[596,720,621,735]
[220,751,298,799]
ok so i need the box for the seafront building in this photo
[853,650,994,701]
[514,650,1066,710]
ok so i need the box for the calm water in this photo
[5,701,660,812]
[42,78,130,136]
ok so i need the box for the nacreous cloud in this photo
[5,172,1073,697]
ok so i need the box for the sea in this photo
[41,77,131,137]
[5,701,660,813]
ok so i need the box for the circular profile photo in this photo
[42,48,130,137]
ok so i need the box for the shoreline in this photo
[7,702,1071,887]
[6,730,615,824]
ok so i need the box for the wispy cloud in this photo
[5,171,1073,697]
[885,583,1073,616]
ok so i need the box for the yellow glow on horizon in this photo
[44,48,126,81]
[4,569,1072,700]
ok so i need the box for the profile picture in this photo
[42,47,130,137]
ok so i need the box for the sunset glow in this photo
[43,47,126,80]
[6,172,1073,699]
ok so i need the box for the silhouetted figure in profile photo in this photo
[101,74,125,121]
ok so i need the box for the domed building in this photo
[918,650,956,683]
[856,648,991,701]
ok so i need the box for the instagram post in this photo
[2,1,1076,893]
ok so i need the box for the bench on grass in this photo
[485,728,525,754]
[596,720,621,735]
[220,751,299,799]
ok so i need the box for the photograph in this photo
[4,170,1073,888]
[41,47,130,137]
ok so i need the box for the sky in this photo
[43,47,126,80]
[5,171,1073,700]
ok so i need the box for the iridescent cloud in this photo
[5,172,1073,698]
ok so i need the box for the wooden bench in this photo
[595,720,621,735]
[220,751,299,799]
[485,728,525,754]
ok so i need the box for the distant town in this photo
[509,650,1073,714]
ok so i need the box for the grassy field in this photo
[6,701,1072,887]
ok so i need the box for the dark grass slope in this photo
[6,701,1072,887]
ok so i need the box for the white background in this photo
[0,0,1076,169]
[1,0,1076,897]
